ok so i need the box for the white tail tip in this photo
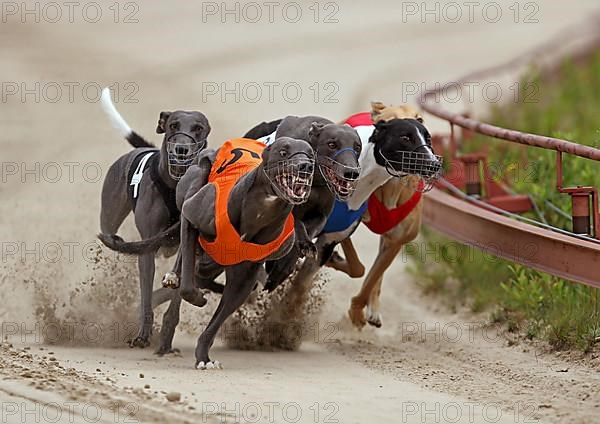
[100,87,132,138]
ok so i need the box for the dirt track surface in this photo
[2,1,600,423]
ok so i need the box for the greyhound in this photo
[247,116,362,291]
[96,88,211,348]
[175,137,315,368]
[249,105,442,306]
[96,115,361,355]
[328,103,443,328]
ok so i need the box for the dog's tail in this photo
[98,221,180,255]
[100,87,154,149]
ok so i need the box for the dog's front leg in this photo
[162,249,182,289]
[326,237,366,278]
[179,217,207,308]
[195,262,261,369]
[294,220,317,259]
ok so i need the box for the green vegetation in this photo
[413,49,600,351]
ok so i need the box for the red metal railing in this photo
[417,24,600,286]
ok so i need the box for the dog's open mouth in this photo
[318,156,360,201]
[264,159,315,205]
[275,172,312,202]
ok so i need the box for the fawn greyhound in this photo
[331,102,442,328]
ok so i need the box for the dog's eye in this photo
[401,136,411,142]
[192,125,204,132]
[280,150,288,157]
[170,122,179,131]
[328,142,337,149]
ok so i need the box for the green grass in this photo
[413,49,600,351]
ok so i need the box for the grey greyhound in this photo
[249,116,362,291]
[107,116,362,356]
[96,88,210,348]
[176,137,315,368]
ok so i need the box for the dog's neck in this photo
[346,142,391,210]
[230,167,293,244]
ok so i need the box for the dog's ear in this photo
[371,101,386,118]
[156,111,172,134]
[416,115,424,123]
[309,122,325,140]
[374,120,390,131]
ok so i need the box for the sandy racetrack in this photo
[1,1,600,423]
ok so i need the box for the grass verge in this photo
[413,49,600,351]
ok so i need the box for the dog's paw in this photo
[155,347,181,356]
[196,360,223,370]
[366,308,382,328]
[128,336,151,349]
[298,240,317,259]
[348,297,367,329]
[180,289,208,308]
[162,272,180,289]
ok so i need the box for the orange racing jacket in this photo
[198,138,295,266]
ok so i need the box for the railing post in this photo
[571,193,591,235]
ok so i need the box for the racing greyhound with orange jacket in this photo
[175,137,315,369]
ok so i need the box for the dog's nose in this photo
[175,145,190,156]
[299,162,314,174]
[344,169,360,180]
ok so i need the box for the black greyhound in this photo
[97,88,210,348]
[176,137,315,368]
[245,116,362,291]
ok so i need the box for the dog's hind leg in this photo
[195,263,261,369]
[155,290,182,356]
[99,159,131,235]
